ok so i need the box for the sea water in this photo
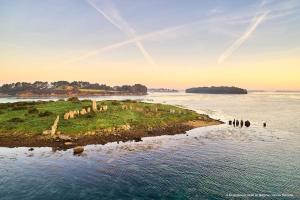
[0,92,299,199]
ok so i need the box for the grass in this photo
[0,99,200,136]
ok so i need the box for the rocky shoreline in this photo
[0,119,222,149]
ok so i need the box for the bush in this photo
[111,100,120,105]
[27,107,39,114]
[67,97,80,103]
[84,112,95,118]
[38,111,53,117]
[7,117,24,123]
[12,106,27,111]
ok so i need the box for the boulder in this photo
[64,142,73,146]
[58,134,72,141]
[245,120,251,127]
[170,109,176,114]
[69,111,74,119]
[229,120,232,125]
[64,112,70,120]
[73,146,84,155]
[80,108,87,115]
[121,105,128,110]
[87,107,91,113]
[102,105,108,111]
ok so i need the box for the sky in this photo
[0,0,300,90]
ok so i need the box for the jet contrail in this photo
[218,11,269,64]
[86,0,157,66]
[63,23,187,64]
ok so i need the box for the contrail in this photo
[86,0,157,66]
[63,23,187,64]
[218,11,269,64]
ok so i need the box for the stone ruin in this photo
[63,100,108,120]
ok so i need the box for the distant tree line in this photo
[0,81,147,95]
[185,86,247,94]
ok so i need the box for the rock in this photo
[92,100,97,112]
[87,107,91,113]
[245,120,251,127]
[263,122,267,127]
[133,137,142,142]
[80,108,87,115]
[241,120,244,127]
[229,120,232,125]
[42,130,51,135]
[73,146,84,154]
[64,112,70,120]
[64,142,73,146]
[102,105,108,111]
[170,109,176,114]
[69,111,74,119]
[28,148,34,151]
[233,119,236,127]
[58,135,72,141]
[236,120,239,126]
[51,115,59,136]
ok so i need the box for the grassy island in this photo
[0,99,222,148]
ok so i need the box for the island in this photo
[186,86,247,94]
[0,98,222,148]
[0,81,147,97]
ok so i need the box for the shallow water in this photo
[0,92,299,199]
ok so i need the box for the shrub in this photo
[7,117,24,123]
[12,106,27,111]
[27,107,39,114]
[111,100,120,105]
[84,112,95,118]
[67,97,80,103]
[38,111,53,117]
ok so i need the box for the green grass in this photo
[0,100,200,136]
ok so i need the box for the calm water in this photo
[0,92,299,199]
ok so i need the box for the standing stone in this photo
[229,120,232,125]
[102,105,108,111]
[236,120,239,126]
[263,122,266,127]
[92,100,97,112]
[241,120,244,127]
[69,111,74,119]
[80,108,87,115]
[87,107,91,113]
[51,115,59,136]
[64,113,70,120]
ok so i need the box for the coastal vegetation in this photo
[0,81,147,97]
[0,99,221,147]
[186,86,247,94]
